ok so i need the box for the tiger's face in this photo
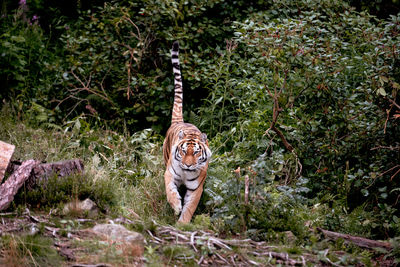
[173,131,211,171]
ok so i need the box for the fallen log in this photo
[0,159,84,211]
[317,227,392,251]
[0,160,39,211]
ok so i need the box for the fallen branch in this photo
[317,227,392,251]
[250,251,299,266]
[151,223,303,266]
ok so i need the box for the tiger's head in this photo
[173,130,212,171]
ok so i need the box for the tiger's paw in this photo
[167,194,182,215]
[173,202,182,215]
[178,211,192,224]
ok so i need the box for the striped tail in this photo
[171,41,184,124]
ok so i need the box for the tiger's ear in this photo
[200,133,207,143]
[178,130,185,140]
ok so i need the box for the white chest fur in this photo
[169,159,200,191]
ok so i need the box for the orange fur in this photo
[163,42,211,223]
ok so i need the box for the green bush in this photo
[1,0,260,133]
[199,0,400,239]
[0,3,57,116]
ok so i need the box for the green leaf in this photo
[379,76,389,84]
[377,87,386,96]
[361,189,369,197]
[11,35,26,43]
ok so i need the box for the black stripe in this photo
[199,153,207,163]
[171,165,181,178]
[186,183,201,191]
[174,149,181,161]
[187,175,199,181]
[172,54,179,59]
[172,41,179,51]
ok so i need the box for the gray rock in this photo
[92,223,144,246]
[80,198,97,211]
[63,198,99,217]
[283,230,297,243]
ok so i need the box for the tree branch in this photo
[265,79,302,178]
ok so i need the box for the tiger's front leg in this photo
[178,179,205,223]
[164,169,182,215]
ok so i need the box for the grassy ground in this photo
[0,107,397,266]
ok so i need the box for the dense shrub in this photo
[0,2,57,116]
[200,0,400,238]
[1,0,259,132]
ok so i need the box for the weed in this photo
[162,245,197,266]
[0,234,62,267]
[144,245,164,267]
[70,237,144,266]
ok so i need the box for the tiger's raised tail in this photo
[163,41,212,223]
[171,41,184,124]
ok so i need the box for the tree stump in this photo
[28,159,84,190]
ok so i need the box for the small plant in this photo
[162,245,197,266]
[0,234,62,267]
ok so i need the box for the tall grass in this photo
[0,104,174,223]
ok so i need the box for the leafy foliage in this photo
[198,0,400,239]
[1,0,259,132]
[1,0,400,249]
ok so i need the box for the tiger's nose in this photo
[182,155,195,166]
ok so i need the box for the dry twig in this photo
[149,223,303,266]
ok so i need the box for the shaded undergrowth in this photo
[1,105,399,266]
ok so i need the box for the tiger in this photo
[162,41,212,223]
